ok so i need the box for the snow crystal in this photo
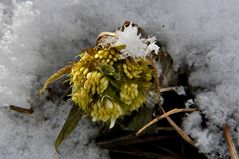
[185,99,194,108]
[183,112,228,158]
[174,86,186,96]
[115,23,159,57]
[0,0,239,158]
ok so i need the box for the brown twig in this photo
[223,123,239,159]
[9,105,33,114]
[136,108,197,136]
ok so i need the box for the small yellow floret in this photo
[120,83,139,105]
[91,100,122,128]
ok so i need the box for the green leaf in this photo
[40,64,73,94]
[98,64,116,76]
[113,45,126,52]
[55,104,83,153]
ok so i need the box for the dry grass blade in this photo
[145,56,195,146]
[97,134,175,148]
[223,123,239,159]
[97,32,117,40]
[136,108,197,135]
[156,127,174,131]
[150,143,179,158]
[160,86,179,93]
[164,115,194,146]
[110,148,176,159]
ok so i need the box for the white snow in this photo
[0,99,109,159]
[115,23,159,57]
[0,0,239,158]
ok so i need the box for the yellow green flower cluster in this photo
[41,45,154,128]
[120,83,138,105]
[94,48,119,66]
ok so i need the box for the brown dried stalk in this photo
[162,111,195,146]
[160,86,179,93]
[9,105,33,114]
[136,108,197,146]
[97,135,176,148]
[109,148,176,159]
[144,56,196,146]
[223,123,239,159]
[136,108,197,135]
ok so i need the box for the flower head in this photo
[41,22,157,128]
[68,45,153,127]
